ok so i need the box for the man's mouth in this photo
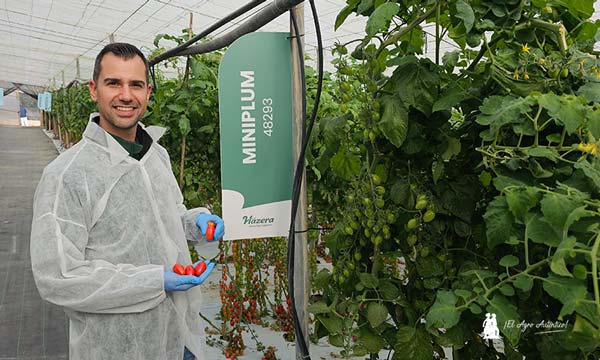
[114,105,136,111]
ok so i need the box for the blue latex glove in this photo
[195,213,224,241]
[164,260,216,292]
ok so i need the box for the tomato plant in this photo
[306,0,600,359]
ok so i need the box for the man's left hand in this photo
[195,213,224,241]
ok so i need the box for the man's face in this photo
[88,53,151,132]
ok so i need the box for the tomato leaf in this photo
[330,149,361,181]
[483,196,522,249]
[334,0,360,30]
[365,3,399,38]
[426,291,461,329]
[358,326,386,353]
[379,95,408,148]
[513,274,534,292]
[543,274,589,318]
[393,326,432,360]
[366,302,388,328]
[359,272,379,289]
[455,0,475,33]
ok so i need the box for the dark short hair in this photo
[93,42,149,83]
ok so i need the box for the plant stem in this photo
[524,223,531,267]
[435,1,441,66]
[458,259,549,311]
[591,232,600,316]
[199,311,223,333]
[381,6,440,49]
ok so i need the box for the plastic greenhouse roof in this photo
[0,0,372,87]
[2,1,600,88]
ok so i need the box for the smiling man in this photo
[30,43,225,360]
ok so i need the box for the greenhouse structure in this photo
[1,1,600,359]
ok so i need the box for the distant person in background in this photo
[19,105,28,126]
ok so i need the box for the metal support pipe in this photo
[176,0,304,57]
[290,6,309,359]
[149,0,266,66]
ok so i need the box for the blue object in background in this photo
[0,88,4,106]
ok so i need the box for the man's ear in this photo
[88,80,97,102]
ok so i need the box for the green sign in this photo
[218,32,293,240]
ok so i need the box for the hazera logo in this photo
[242,215,275,225]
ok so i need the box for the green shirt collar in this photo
[108,133,144,160]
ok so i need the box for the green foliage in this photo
[310,0,600,358]
[51,83,96,143]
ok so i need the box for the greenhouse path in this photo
[0,126,68,360]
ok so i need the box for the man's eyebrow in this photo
[103,77,121,83]
[130,80,146,86]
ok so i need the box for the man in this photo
[19,104,28,126]
[30,42,224,360]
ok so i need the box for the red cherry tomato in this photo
[173,263,185,275]
[184,265,194,276]
[206,221,216,241]
[194,262,207,276]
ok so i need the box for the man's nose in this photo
[119,85,133,101]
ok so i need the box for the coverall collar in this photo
[83,113,167,165]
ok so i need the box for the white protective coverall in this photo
[30,114,214,360]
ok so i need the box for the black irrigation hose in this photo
[148,0,266,66]
[287,1,323,359]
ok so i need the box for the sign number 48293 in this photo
[263,98,273,136]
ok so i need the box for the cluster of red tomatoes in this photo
[172,262,207,277]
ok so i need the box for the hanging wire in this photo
[287,0,323,358]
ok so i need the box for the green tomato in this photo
[372,235,383,245]
[423,210,436,223]
[339,66,353,76]
[561,68,569,78]
[407,234,418,246]
[386,212,396,223]
[375,199,385,208]
[407,218,419,230]
[415,199,428,210]
[340,103,348,113]
[376,186,385,195]
[362,197,372,206]
[354,252,362,261]
[371,174,382,185]
[340,82,351,92]
[368,131,377,142]
[573,264,587,280]
[344,226,354,235]
[343,269,350,277]
[420,247,430,257]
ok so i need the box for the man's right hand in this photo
[164,260,215,292]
